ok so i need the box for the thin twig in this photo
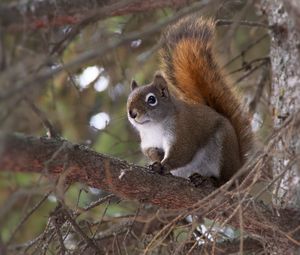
[222,34,269,68]
[63,207,101,254]
[216,19,269,28]
[235,61,268,84]
[7,191,51,245]
[0,1,208,101]
[52,216,66,255]
[23,97,59,138]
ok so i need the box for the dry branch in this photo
[0,0,193,31]
[0,131,300,251]
[0,1,207,102]
[0,132,211,209]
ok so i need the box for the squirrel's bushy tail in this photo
[160,16,253,164]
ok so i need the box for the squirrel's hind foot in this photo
[189,173,219,187]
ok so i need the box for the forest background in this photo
[0,0,299,254]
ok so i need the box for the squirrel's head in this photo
[127,73,174,129]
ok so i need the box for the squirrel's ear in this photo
[131,80,138,91]
[153,72,169,98]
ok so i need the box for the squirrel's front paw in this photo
[149,162,163,173]
[148,162,170,175]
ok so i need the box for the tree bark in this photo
[0,132,211,209]
[261,0,300,207]
[0,132,299,251]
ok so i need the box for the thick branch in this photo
[0,132,299,250]
[0,0,191,30]
[0,132,212,209]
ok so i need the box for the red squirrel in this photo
[127,17,253,184]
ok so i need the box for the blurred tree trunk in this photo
[261,0,300,207]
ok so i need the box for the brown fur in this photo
[160,17,253,165]
[128,72,242,182]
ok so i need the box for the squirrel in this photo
[127,17,253,184]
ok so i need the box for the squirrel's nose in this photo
[129,109,138,119]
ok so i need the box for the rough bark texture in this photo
[0,132,300,251]
[0,0,192,30]
[261,0,300,207]
[0,132,211,209]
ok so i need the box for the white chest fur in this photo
[137,122,174,160]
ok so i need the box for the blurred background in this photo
[0,0,273,254]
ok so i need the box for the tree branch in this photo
[0,1,207,102]
[0,132,299,250]
[0,132,211,209]
[0,0,193,31]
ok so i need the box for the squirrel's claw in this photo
[148,162,171,175]
[148,162,164,174]
[189,173,219,187]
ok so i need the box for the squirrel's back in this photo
[160,17,253,165]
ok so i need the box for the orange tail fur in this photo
[160,17,253,164]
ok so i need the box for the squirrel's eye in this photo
[145,93,157,106]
